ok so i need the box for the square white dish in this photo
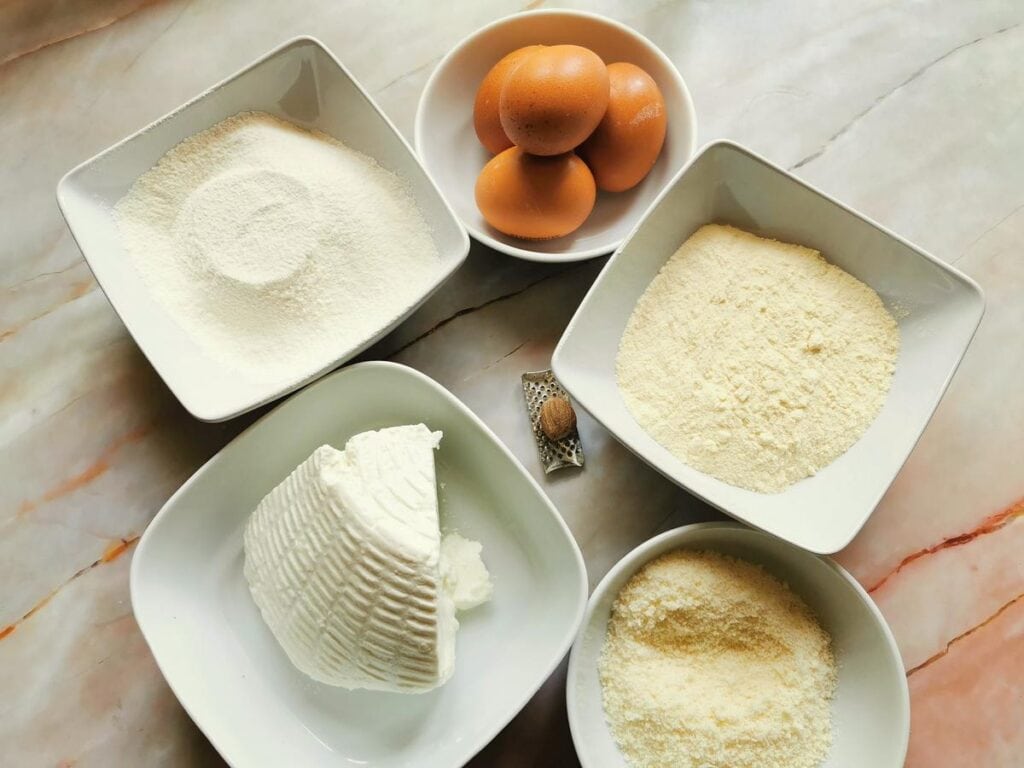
[57,37,469,422]
[130,361,587,767]
[553,140,985,554]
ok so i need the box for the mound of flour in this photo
[617,224,899,493]
[115,112,441,384]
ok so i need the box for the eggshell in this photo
[499,45,610,156]
[578,62,667,192]
[475,147,596,240]
[473,45,545,154]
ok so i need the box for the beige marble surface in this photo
[2,1,1022,766]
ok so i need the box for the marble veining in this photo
[2,1,1023,766]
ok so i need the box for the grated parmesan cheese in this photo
[599,549,837,768]
[616,224,899,493]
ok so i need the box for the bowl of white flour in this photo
[553,140,984,553]
[57,37,469,421]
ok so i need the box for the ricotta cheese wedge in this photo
[243,424,488,693]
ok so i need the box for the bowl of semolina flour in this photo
[57,38,469,421]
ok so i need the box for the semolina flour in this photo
[114,112,441,385]
[599,550,837,768]
[616,224,899,493]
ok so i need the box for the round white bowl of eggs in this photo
[415,9,697,262]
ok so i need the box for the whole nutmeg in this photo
[539,396,576,441]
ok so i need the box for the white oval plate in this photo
[567,522,910,767]
[131,362,587,767]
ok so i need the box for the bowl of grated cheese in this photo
[553,140,985,553]
[567,522,910,768]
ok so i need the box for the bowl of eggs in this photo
[415,9,697,262]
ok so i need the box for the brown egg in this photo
[578,62,667,192]
[475,147,596,240]
[473,45,545,154]
[499,45,610,156]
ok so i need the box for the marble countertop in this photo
[3,1,1022,765]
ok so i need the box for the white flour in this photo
[115,112,441,384]
[617,224,899,494]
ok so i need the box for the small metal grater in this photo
[521,369,584,474]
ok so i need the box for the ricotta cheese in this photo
[243,424,490,693]
[440,532,494,611]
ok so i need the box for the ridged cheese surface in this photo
[243,424,458,692]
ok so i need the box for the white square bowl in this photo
[553,141,984,554]
[57,37,470,422]
[130,361,587,768]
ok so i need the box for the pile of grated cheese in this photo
[616,223,899,493]
[599,549,837,768]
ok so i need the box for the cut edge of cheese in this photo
[441,532,494,611]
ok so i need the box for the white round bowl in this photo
[415,9,697,262]
[567,522,910,767]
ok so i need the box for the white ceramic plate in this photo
[130,362,587,768]
[567,522,910,767]
[415,9,697,262]
[57,37,470,422]
[553,140,985,553]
